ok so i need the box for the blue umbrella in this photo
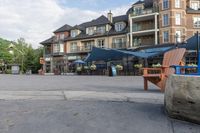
[73,60,86,64]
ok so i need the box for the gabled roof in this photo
[40,37,54,45]
[113,15,128,23]
[87,15,111,27]
[54,24,72,33]
[70,25,85,31]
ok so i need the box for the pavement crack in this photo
[62,91,67,100]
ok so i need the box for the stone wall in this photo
[165,74,200,124]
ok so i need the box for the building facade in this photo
[129,0,200,47]
[41,0,200,74]
[41,12,129,74]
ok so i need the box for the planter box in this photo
[165,74,200,124]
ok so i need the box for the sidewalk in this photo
[0,91,164,104]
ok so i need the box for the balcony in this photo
[70,45,92,53]
[131,8,159,17]
[112,42,127,49]
[133,24,155,32]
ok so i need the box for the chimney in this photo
[107,10,113,23]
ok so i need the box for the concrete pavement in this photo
[0,91,164,104]
[0,75,199,133]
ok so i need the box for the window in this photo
[163,14,169,26]
[175,13,181,25]
[71,30,78,37]
[163,31,169,43]
[97,39,105,48]
[163,0,169,9]
[60,34,65,40]
[113,38,126,48]
[70,42,78,52]
[134,7,142,15]
[193,17,200,28]
[115,22,125,32]
[133,38,141,46]
[191,1,199,10]
[175,0,181,8]
[83,41,94,51]
[175,30,181,43]
[97,26,106,34]
[87,27,95,35]
[53,43,64,53]
[133,23,141,31]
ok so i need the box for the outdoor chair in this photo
[143,48,186,92]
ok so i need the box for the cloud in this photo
[0,0,131,48]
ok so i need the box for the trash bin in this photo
[109,66,117,77]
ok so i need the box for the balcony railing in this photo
[133,24,155,32]
[112,42,127,49]
[131,7,159,17]
[70,45,92,53]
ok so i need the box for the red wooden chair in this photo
[143,48,186,92]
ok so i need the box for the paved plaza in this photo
[0,75,199,133]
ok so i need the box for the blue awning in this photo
[84,46,175,62]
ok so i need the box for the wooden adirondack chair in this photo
[143,48,186,92]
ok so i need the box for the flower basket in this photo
[90,64,96,71]
[116,65,123,71]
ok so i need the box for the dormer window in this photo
[87,27,95,35]
[60,33,65,40]
[115,22,126,32]
[71,30,78,37]
[97,26,106,34]
[134,7,143,15]
[190,1,200,10]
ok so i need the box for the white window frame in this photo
[70,42,78,52]
[163,14,169,26]
[175,13,181,25]
[175,30,181,43]
[53,44,59,53]
[175,0,181,8]
[163,31,169,43]
[115,22,125,32]
[60,34,65,40]
[193,16,200,28]
[163,0,169,9]
[60,43,64,53]
[71,30,78,38]
[97,39,105,48]
[88,27,95,35]
[113,38,126,48]
[190,1,200,10]
[97,26,106,34]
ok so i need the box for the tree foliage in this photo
[0,37,43,74]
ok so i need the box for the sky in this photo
[0,0,135,48]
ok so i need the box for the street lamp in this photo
[8,43,25,74]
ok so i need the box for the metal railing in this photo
[112,42,127,49]
[70,45,92,53]
[131,7,159,17]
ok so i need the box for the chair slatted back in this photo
[162,48,186,75]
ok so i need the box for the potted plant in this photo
[90,64,97,71]
[76,66,82,75]
[152,63,162,68]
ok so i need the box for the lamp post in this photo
[8,43,25,74]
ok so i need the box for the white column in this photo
[155,14,158,45]
[129,15,133,48]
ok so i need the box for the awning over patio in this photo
[84,46,175,62]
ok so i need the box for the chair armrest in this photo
[171,65,198,74]
[143,67,166,75]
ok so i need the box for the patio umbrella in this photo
[73,59,86,64]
